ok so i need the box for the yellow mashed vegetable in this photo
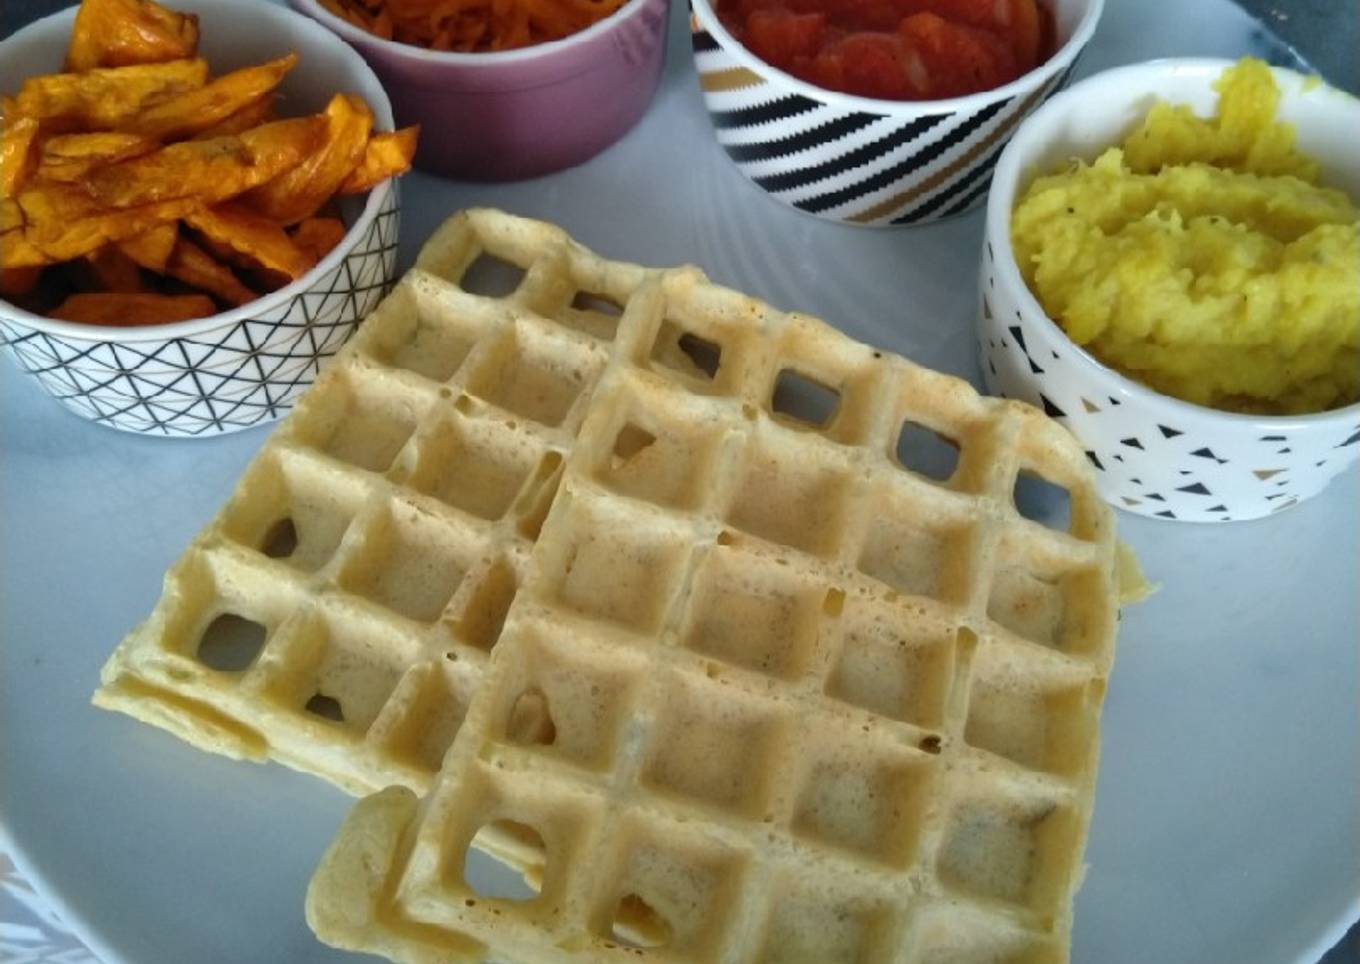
[1012,58,1360,415]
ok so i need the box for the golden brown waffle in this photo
[93,209,664,801]
[305,212,1129,964]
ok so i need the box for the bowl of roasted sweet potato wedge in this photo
[0,0,419,436]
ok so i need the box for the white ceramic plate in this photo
[1,0,1355,962]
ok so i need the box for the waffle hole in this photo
[304,692,345,723]
[515,451,564,542]
[610,893,672,948]
[651,321,722,382]
[506,687,556,745]
[772,369,840,428]
[460,252,526,297]
[919,735,943,755]
[677,333,721,379]
[571,290,623,316]
[260,517,298,559]
[465,820,545,901]
[895,420,959,483]
[612,423,657,465]
[196,614,266,672]
[1014,471,1072,533]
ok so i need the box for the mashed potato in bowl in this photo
[1011,59,1360,415]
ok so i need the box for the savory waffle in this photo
[93,208,662,804]
[305,212,1129,964]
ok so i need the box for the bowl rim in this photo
[289,0,659,66]
[0,0,397,346]
[985,56,1360,428]
[690,0,1105,117]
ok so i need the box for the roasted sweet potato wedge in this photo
[191,94,276,140]
[165,236,256,306]
[0,114,39,199]
[14,59,209,131]
[186,202,315,280]
[247,93,372,224]
[116,222,179,272]
[50,291,214,325]
[0,266,43,299]
[337,126,419,195]
[66,0,199,71]
[124,54,298,141]
[290,216,347,263]
[81,244,147,292]
[36,131,161,183]
[82,116,326,208]
[10,182,199,266]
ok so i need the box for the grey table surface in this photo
[1,1,1357,963]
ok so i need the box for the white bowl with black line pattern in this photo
[689,0,1102,226]
[979,59,1360,523]
[0,0,401,438]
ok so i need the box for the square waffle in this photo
[304,212,1133,963]
[93,209,661,805]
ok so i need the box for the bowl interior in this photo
[0,0,395,343]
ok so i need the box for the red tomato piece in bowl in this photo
[743,9,828,66]
[718,0,1054,100]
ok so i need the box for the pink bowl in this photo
[289,0,670,180]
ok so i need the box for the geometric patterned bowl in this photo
[689,0,1103,225]
[980,60,1360,522]
[0,0,401,437]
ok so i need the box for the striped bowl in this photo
[689,0,1103,226]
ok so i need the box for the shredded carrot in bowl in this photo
[318,0,629,52]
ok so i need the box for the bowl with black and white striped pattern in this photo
[689,0,1102,226]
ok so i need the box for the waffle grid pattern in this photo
[305,210,1122,964]
[93,210,664,799]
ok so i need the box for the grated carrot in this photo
[323,0,627,51]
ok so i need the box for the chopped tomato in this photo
[744,10,828,64]
[897,11,1017,98]
[812,33,920,99]
[721,0,1053,100]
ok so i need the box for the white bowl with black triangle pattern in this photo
[689,0,1102,226]
[0,0,402,438]
[979,60,1360,523]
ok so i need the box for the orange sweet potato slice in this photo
[122,54,298,141]
[185,202,316,280]
[8,182,200,266]
[82,116,326,208]
[0,198,49,268]
[191,94,276,140]
[50,292,215,326]
[290,216,347,262]
[14,59,209,131]
[36,131,161,183]
[165,237,257,306]
[0,266,43,299]
[82,244,146,292]
[0,114,40,199]
[336,126,419,195]
[117,222,179,272]
[66,0,200,71]
[246,93,373,224]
